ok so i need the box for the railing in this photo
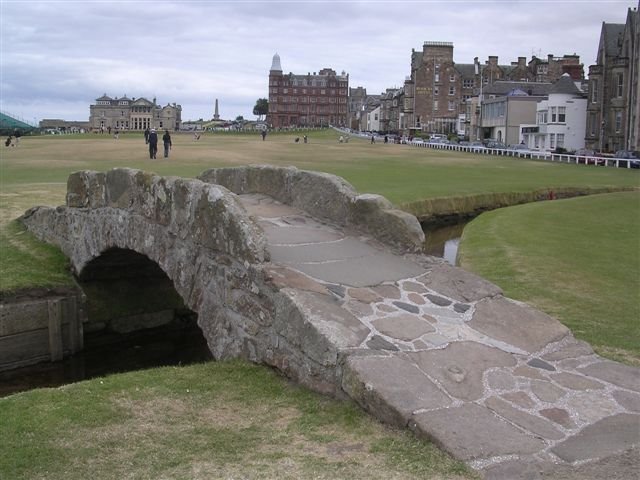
[407,142,637,168]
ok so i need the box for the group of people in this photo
[144,127,172,159]
[4,130,21,147]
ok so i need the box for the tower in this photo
[214,99,220,120]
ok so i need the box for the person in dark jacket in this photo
[148,128,158,159]
[162,130,172,158]
[144,127,150,144]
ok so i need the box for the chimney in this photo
[518,56,526,67]
[489,56,498,65]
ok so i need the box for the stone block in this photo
[578,361,640,392]
[469,297,570,354]
[419,263,503,302]
[371,314,434,341]
[407,341,516,401]
[342,354,451,426]
[551,413,640,462]
[411,403,545,461]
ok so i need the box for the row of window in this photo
[270,105,347,113]
[270,79,347,88]
[270,96,347,104]
[537,106,567,124]
[269,87,347,96]
[590,73,625,104]
[432,100,457,111]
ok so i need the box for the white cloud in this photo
[0,0,636,122]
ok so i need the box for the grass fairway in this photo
[0,360,474,480]
[458,191,640,365]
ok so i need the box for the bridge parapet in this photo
[59,168,268,264]
[198,165,425,253]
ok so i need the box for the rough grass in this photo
[0,360,475,480]
[458,191,640,365]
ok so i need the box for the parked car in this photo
[614,150,639,159]
[485,140,507,149]
[411,138,425,145]
[575,148,597,156]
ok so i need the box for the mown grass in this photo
[458,191,640,365]
[0,360,475,480]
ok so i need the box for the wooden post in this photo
[48,299,63,362]
[65,296,83,354]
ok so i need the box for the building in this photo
[586,3,640,152]
[266,53,349,128]
[348,87,368,130]
[379,88,404,133]
[89,94,182,131]
[39,119,90,133]
[521,74,588,151]
[403,41,584,138]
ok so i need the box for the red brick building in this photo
[266,53,349,128]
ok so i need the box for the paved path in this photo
[238,193,640,479]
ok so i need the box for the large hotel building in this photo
[266,53,349,128]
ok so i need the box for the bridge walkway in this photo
[238,193,639,480]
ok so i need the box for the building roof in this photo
[549,73,584,96]
[602,23,625,57]
[483,81,552,96]
[455,63,476,78]
[96,94,112,101]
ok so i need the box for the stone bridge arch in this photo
[21,167,391,394]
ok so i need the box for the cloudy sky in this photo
[1,0,636,124]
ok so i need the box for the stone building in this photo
[266,53,349,128]
[89,94,182,131]
[402,41,584,137]
[586,3,639,152]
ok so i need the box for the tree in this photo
[253,98,269,121]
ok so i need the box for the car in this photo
[411,138,425,145]
[575,148,597,157]
[485,140,506,149]
[614,150,639,159]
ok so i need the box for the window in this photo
[463,79,474,88]
[591,80,598,103]
[449,74,455,82]
[538,111,547,124]
[557,133,564,148]
[558,106,566,123]
[449,86,455,96]
[550,106,557,123]
[549,133,556,149]
[448,101,455,111]
[283,88,288,94]
[589,113,597,136]
[615,111,622,132]
[434,86,439,96]
[320,89,326,95]
[433,100,438,110]
[616,73,624,97]
[435,73,440,82]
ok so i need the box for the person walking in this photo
[162,130,172,158]
[144,127,150,144]
[148,128,158,159]
[14,129,21,146]
[261,129,267,141]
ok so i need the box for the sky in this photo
[1,0,637,124]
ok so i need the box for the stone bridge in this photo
[21,166,639,479]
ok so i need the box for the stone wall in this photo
[198,165,425,253]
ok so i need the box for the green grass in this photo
[0,360,474,480]
[0,220,75,292]
[458,191,640,365]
